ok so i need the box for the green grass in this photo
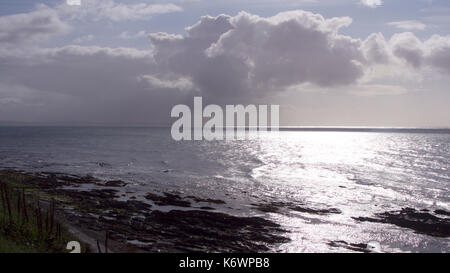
[0,174,89,253]
[0,235,39,253]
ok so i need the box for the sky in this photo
[0,0,449,127]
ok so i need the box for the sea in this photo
[0,126,449,252]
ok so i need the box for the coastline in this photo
[0,169,290,253]
[1,169,449,253]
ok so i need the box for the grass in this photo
[0,235,38,253]
[0,177,89,253]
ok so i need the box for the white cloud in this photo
[365,31,450,74]
[362,33,392,64]
[387,20,426,31]
[150,11,365,101]
[66,0,81,6]
[73,34,94,43]
[138,75,194,91]
[118,31,148,40]
[0,9,69,46]
[56,0,183,22]
[360,0,383,8]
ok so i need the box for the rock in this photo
[187,196,226,204]
[1,169,291,253]
[290,206,342,215]
[145,192,191,207]
[435,209,450,217]
[251,202,286,213]
[252,201,341,215]
[125,200,152,211]
[353,208,450,237]
[103,180,127,187]
[328,240,370,253]
[144,210,290,252]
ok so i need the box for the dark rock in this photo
[252,202,341,215]
[187,196,226,204]
[328,240,370,253]
[103,180,127,187]
[353,208,450,237]
[125,200,152,211]
[252,202,286,213]
[145,192,191,207]
[290,206,342,215]
[143,210,290,252]
[1,169,291,253]
[435,209,450,217]
[97,162,111,168]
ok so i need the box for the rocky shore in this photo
[0,170,290,252]
[1,169,449,253]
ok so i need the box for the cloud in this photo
[390,32,425,68]
[423,35,450,74]
[150,11,365,101]
[0,9,69,46]
[361,31,450,75]
[1,8,450,124]
[73,34,94,43]
[138,75,194,91]
[360,0,383,8]
[118,31,148,40]
[387,20,426,31]
[56,0,183,22]
[362,33,392,64]
[0,0,182,46]
[0,45,188,124]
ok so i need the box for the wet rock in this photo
[328,241,370,253]
[290,206,342,215]
[144,210,290,252]
[125,200,152,211]
[103,180,127,187]
[435,209,450,217]
[80,189,118,199]
[187,196,226,204]
[353,208,450,237]
[252,202,341,215]
[251,202,287,213]
[145,192,191,207]
[97,162,111,168]
[1,169,291,253]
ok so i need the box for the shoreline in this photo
[1,168,449,253]
[0,169,290,253]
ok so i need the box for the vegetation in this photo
[0,174,87,253]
